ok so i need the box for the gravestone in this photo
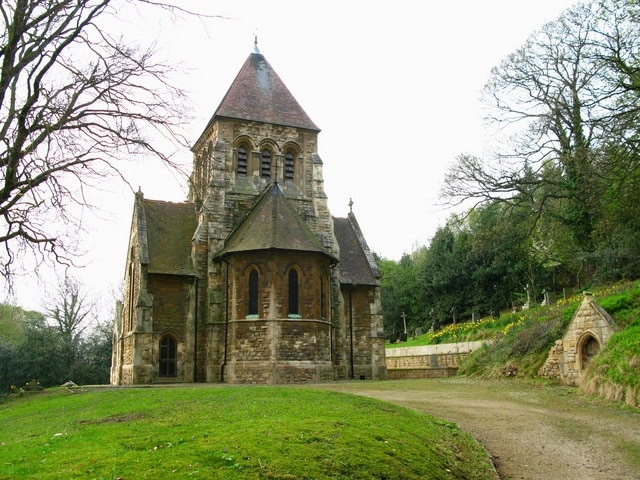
[414,327,423,338]
[541,289,556,306]
[429,354,439,367]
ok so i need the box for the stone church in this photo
[110,45,387,384]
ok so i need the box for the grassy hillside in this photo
[388,281,640,407]
[460,282,640,406]
[0,386,496,480]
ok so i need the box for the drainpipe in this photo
[193,276,198,383]
[349,285,354,380]
[221,259,230,382]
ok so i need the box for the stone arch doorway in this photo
[578,333,600,370]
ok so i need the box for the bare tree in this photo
[0,0,197,279]
[442,1,640,258]
[44,274,94,345]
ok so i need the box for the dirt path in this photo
[311,378,640,480]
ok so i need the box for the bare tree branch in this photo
[0,0,199,280]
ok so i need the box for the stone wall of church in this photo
[342,285,388,380]
[147,274,192,334]
[225,251,331,321]
[222,318,333,384]
[215,249,335,383]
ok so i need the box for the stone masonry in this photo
[539,293,615,386]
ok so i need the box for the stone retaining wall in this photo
[385,341,488,379]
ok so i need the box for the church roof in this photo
[215,183,335,261]
[138,196,197,276]
[209,51,320,132]
[333,214,380,286]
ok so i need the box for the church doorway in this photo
[159,335,177,377]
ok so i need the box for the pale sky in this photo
[7,0,578,314]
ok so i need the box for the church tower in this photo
[111,45,386,384]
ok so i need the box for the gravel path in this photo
[311,378,640,480]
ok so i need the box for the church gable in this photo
[334,213,380,286]
[141,198,197,276]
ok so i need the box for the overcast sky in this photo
[7,0,578,314]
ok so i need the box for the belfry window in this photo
[288,269,299,316]
[248,269,259,316]
[237,146,248,176]
[159,335,177,377]
[284,152,295,181]
[261,149,271,179]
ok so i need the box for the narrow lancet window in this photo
[248,269,259,316]
[288,269,299,316]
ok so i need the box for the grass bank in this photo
[386,281,640,407]
[0,385,496,480]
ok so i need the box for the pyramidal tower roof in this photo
[210,45,320,132]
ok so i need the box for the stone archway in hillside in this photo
[539,293,615,386]
[578,332,600,371]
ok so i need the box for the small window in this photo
[284,152,295,181]
[288,269,299,316]
[248,269,259,316]
[237,147,248,176]
[261,149,271,179]
[159,335,177,377]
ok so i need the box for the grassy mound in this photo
[456,282,640,406]
[0,386,496,480]
[581,319,640,407]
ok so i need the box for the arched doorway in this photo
[159,335,177,377]
[579,334,600,370]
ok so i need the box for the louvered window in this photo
[237,147,247,176]
[261,149,271,178]
[285,152,295,181]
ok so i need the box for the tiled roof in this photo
[211,52,320,131]
[333,214,380,286]
[140,198,197,276]
[215,184,335,261]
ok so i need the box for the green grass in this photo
[0,386,496,480]
[582,318,640,407]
